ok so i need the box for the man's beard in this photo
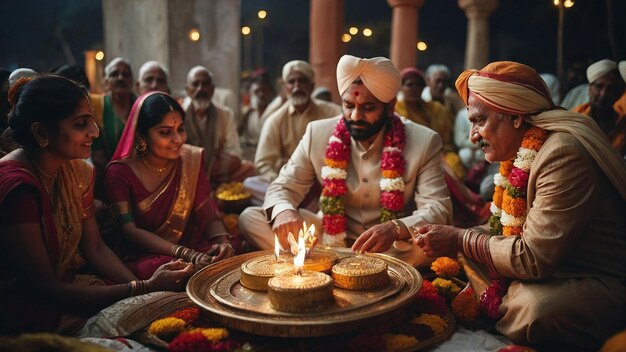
[344,112,389,141]
[192,92,211,111]
[289,92,310,106]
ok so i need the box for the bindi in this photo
[354,91,359,96]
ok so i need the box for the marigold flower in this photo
[382,169,401,178]
[147,317,187,336]
[382,334,418,352]
[187,328,228,342]
[169,307,201,324]
[493,186,504,208]
[503,226,523,236]
[431,257,461,277]
[502,194,526,217]
[324,158,348,169]
[411,313,448,335]
[499,161,513,177]
[432,278,461,300]
[451,287,480,323]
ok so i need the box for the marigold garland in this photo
[320,116,406,246]
[483,126,548,320]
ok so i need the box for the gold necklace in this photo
[27,151,58,182]
[141,155,169,174]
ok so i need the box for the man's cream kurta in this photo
[254,99,341,181]
[259,115,452,244]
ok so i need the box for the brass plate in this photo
[187,249,422,337]
[210,264,404,316]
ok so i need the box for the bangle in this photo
[126,282,133,297]
[390,219,403,241]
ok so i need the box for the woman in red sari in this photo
[105,92,234,279]
[0,76,193,335]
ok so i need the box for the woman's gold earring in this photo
[38,138,49,148]
[135,141,147,152]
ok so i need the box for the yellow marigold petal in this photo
[431,257,461,277]
[411,313,448,335]
[147,317,187,336]
[382,334,419,351]
[188,328,229,342]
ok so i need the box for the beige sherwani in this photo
[254,99,341,181]
[239,115,452,266]
[486,132,626,348]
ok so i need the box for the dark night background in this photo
[1,0,624,81]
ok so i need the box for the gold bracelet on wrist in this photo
[390,219,403,241]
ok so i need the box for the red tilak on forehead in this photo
[354,91,359,96]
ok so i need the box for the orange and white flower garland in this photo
[489,126,548,236]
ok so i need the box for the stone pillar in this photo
[458,0,499,70]
[309,0,344,103]
[387,0,425,71]
[102,0,241,117]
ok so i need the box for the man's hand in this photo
[351,221,397,254]
[271,210,304,250]
[413,224,464,258]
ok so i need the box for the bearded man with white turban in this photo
[243,60,341,206]
[413,61,626,349]
[573,59,626,156]
[239,55,452,267]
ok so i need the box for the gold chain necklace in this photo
[141,155,169,174]
[27,151,58,182]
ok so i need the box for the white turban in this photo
[336,55,400,103]
[282,60,314,82]
[9,68,37,86]
[586,59,617,84]
[619,61,626,82]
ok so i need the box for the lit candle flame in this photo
[274,234,280,261]
[294,234,306,275]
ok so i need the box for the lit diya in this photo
[332,256,390,290]
[239,222,337,291]
[239,236,292,291]
[268,234,334,313]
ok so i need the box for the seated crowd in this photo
[0,55,624,350]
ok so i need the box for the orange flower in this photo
[502,195,526,217]
[325,158,348,169]
[431,257,461,277]
[493,186,504,208]
[500,161,513,177]
[382,170,401,178]
[503,226,523,236]
[451,287,479,323]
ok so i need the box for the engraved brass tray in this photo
[187,249,422,337]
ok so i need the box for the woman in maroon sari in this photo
[0,76,192,335]
[105,92,234,279]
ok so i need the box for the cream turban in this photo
[618,61,626,82]
[586,59,617,84]
[336,55,401,103]
[282,60,314,82]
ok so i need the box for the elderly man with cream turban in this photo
[239,55,451,267]
[572,59,626,156]
[243,60,340,205]
[413,61,626,349]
